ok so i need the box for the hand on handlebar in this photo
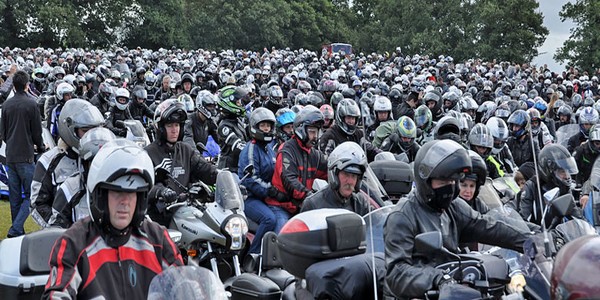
[507,273,526,294]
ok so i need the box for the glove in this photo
[160,188,178,205]
[507,273,526,294]
[268,187,288,203]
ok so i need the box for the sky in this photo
[531,0,574,72]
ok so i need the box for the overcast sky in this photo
[531,0,574,71]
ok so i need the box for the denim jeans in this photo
[244,197,276,254]
[269,205,291,234]
[6,162,34,237]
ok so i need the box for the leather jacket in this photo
[301,186,372,216]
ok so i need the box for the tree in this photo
[555,0,600,73]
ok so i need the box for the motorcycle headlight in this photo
[222,215,248,251]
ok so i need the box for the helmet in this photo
[249,107,276,142]
[293,105,324,146]
[528,108,543,135]
[297,80,311,93]
[78,127,116,161]
[552,235,600,299]
[87,139,154,230]
[58,99,105,151]
[306,91,325,107]
[442,91,459,110]
[275,108,296,141]
[588,124,600,154]
[373,96,392,114]
[486,117,510,155]
[388,88,403,103]
[396,116,417,150]
[330,91,344,108]
[478,101,497,123]
[414,105,433,131]
[321,79,337,93]
[269,86,284,104]
[414,140,472,202]
[114,88,130,110]
[464,150,488,201]
[579,107,599,137]
[495,103,511,119]
[154,99,188,143]
[177,94,195,113]
[327,142,367,193]
[196,90,218,119]
[534,99,548,115]
[507,110,529,138]
[217,86,247,117]
[572,94,583,109]
[341,88,356,99]
[335,99,361,135]
[98,81,114,100]
[538,144,577,190]
[132,86,148,102]
[434,116,462,143]
[557,105,572,119]
[468,123,494,157]
[56,82,75,102]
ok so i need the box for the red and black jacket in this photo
[267,136,327,214]
[43,218,183,299]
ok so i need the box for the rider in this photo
[89,81,114,116]
[267,106,328,220]
[42,139,183,299]
[274,107,296,150]
[384,139,532,299]
[30,99,105,228]
[486,116,516,174]
[49,127,116,228]
[507,110,540,168]
[216,86,249,173]
[458,150,490,214]
[378,116,420,162]
[518,144,580,225]
[183,90,219,153]
[301,141,372,216]
[106,87,134,137]
[573,124,600,186]
[319,98,381,161]
[568,107,598,153]
[48,82,75,141]
[145,99,218,227]
[468,123,505,179]
[238,108,284,253]
[129,86,155,127]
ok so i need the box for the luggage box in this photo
[230,273,281,300]
[369,160,413,197]
[0,228,65,300]
[276,209,366,278]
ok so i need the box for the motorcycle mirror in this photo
[415,231,443,254]
[550,193,575,217]
[196,142,208,153]
[155,167,171,182]
[544,187,560,203]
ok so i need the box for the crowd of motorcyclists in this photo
[0,45,599,298]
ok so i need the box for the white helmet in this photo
[115,88,130,110]
[56,82,75,101]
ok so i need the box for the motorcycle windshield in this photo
[364,205,396,253]
[553,219,596,243]
[148,266,227,300]
[214,170,243,210]
[555,124,579,149]
[124,120,147,137]
[479,179,503,209]
[362,165,389,207]
[590,158,600,190]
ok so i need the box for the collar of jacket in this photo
[293,136,312,153]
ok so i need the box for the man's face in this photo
[431,178,455,189]
[162,78,170,89]
[108,190,137,230]
[306,126,319,147]
[183,81,192,92]
[426,100,436,109]
[377,111,389,121]
[76,127,93,138]
[165,122,180,143]
[338,170,359,198]
[282,124,294,136]
[344,116,357,127]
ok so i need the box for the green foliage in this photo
[0,0,548,64]
[555,0,600,73]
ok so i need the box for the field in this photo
[0,199,41,240]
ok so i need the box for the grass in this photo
[0,199,41,240]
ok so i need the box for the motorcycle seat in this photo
[20,228,65,276]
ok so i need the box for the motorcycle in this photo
[157,167,249,283]
[554,124,579,149]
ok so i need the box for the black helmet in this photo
[538,144,578,190]
[388,88,402,103]
[330,91,344,108]
[249,107,276,143]
[341,88,356,99]
[434,116,462,143]
[465,150,487,199]
[293,105,324,147]
[414,140,472,203]
[153,99,187,143]
[335,98,361,135]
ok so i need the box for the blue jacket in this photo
[238,140,276,200]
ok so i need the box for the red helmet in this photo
[551,235,600,299]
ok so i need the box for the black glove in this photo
[389,133,400,144]
[268,186,288,203]
[160,188,178,205]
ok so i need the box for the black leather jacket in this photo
[319,124,381,162]
[384,191,531,299]
[300,186,372,216]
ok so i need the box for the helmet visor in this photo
[555,157,578,176]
